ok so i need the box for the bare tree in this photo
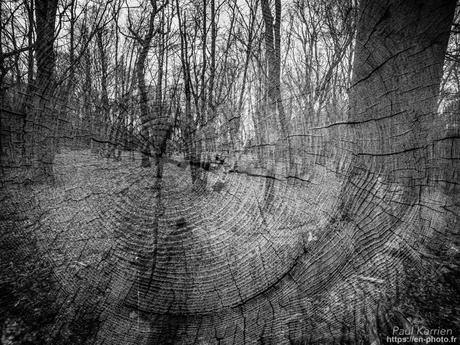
[127,0,168,167]
[32,0,58,181]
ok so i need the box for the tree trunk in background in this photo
[260,0,278,158]
[136,10,156,168]
[234,1,256,152]
[33,0,58,181]
[152,8,166,161]
[83,26,93,150]
[20,0,35,161]
[137,50,151,167]
[59,0,75,152]
[35,0,57,94]
[208,0,217,153]
[177,6,199,185]
[0,3,5,175]
[260,0,292,172]
[97,28,110,155]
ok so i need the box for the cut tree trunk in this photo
[94,2,456,342]
[3,1,457,344]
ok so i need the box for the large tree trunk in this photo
[334,0,456,262]
[32,0,58,182]
[330,0,458,339]
[346,0,455,184]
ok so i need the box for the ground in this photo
[0,149,458,344]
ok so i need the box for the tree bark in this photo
[134,9,156,168]
[83,25,93,150]
[35,0,58,94]
[33,0,58,182]
[346,0,456,185]
[260,0,293,171]
[96,28,110,155]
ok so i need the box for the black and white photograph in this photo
[0,0,459,344]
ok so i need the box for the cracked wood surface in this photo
[0,0,459,344]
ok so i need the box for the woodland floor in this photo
[0,149,459,344]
